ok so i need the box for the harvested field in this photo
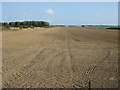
[2,27,118,88]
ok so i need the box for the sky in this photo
[2,2,118,25]
[118,2,120,26]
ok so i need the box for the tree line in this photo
[0,21,50,29]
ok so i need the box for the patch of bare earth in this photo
[2,27,118,88]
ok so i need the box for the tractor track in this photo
[3,28,65,88]
[2,27,118,88]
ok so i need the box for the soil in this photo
[2,27,118,88]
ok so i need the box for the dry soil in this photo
[2,27,118,88]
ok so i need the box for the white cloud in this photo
[45,9,54,15]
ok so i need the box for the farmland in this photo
[89,25,120,30]
[2,27,118,88]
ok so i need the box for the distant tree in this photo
[9,22,16,27]
[3,22,8,26]
[42,21,49,27]
[2,22,10,30]
[2,21,49,30]
[39,21,42,26]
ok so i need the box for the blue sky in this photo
[118,1,120,26]
[2,2,118,25]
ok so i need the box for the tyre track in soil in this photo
[59,28,86,88]
[17,40,65,88]
[2,30,55,65]
[64,28,112,88]
[64,29,87,88]
[66,30,85,88]
[3,27,117,88]
[42,28,80,88]
[3,30,53,85]
[46,29,73,88]
[73,48,111,87]
[83,47,111,88]
[3,28,65,88]
[3,32,55,80]
[27,29,73,88]
[3,28,74,88]
[34,28,112,88]
[3,50,65,88]
[34,51,65,88]
[3,49,39,73]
